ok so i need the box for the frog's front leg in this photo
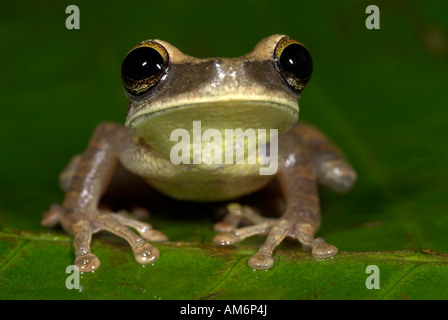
[213,132,337,270]
[43,122,167,272]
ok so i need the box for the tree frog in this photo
[43,35,356,272]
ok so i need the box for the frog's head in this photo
[121,34,312,155]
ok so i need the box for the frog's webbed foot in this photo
[73,212,168,272]
[213,203,337,270]
[43,206,167,272]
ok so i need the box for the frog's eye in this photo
[274,37,313,93]
[121,41,169,96]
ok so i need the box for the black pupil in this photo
[122,46,164,81]
[279,43,312,79]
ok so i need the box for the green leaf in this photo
[0,0,447,300]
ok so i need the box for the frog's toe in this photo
[248,252,274,270]
[295,223,315,247]
[143,229,168,242]
[213,221,237,233]
[213,203,245,232]
[311,238,338,258]
[41,204,63,227]
[74,253,100,272]
[212,232,241,245]
[133,242,160,265]
[69,220,100,273]
[113,212,168,242]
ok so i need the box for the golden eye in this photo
[121,41,169,96]
[274,37,313,93]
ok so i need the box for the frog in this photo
[42,34,356,273]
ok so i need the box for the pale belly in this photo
[144,166,275,201]
[119,136,278,201]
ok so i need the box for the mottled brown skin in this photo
[43,35,356,272]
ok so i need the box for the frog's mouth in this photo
[126,100,298,159]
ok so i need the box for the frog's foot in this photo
[213,203,278,269]
[213,216,287,269]
[247,223,337,269]
[66,212,167,272]
[213,205,337,270]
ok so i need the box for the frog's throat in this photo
[125,100,298,159]
[126,100,299,133]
